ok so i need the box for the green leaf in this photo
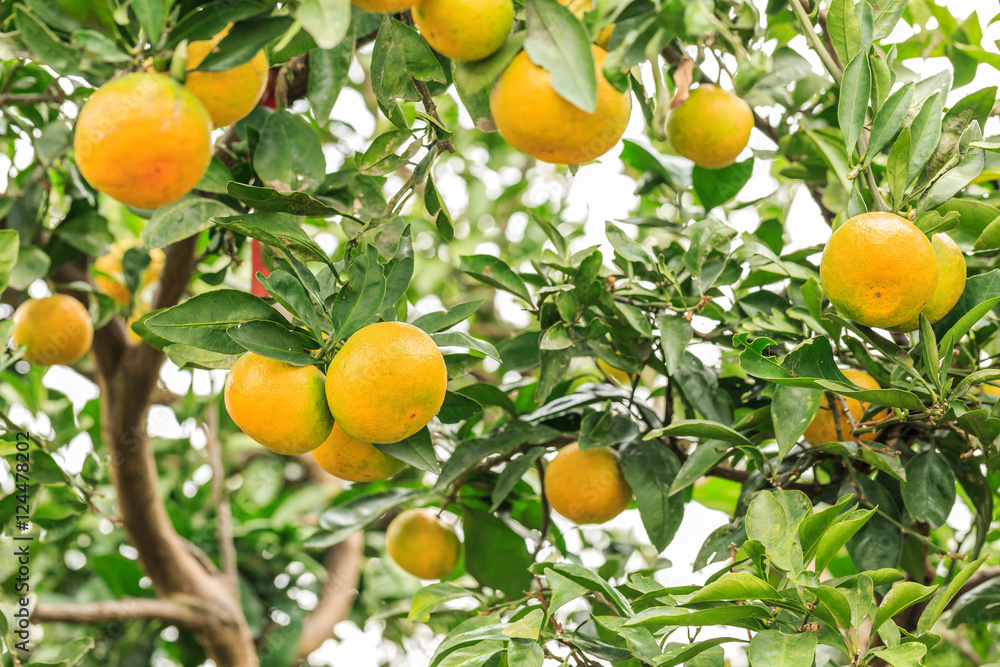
[490,449,545,512]
[309,488,419,548]
[502,609,544,640]
[226,182,343,216]
[917,556,986,633]
[330,245,387,342]
[771,385,822,461]
[839,46,872,155]
[667,440,732,496]
[146,290,288,355]
[431,332,502,362]
[813,585,853,629]
[453,33,525,96]
[15,6,79,70]
[605,222,651,262]
[227,320,316,366]
[620,441,684,552]
[919,122,986,214]
[658,315,692,376]
[462,506,533,596]
[887,127,911,209]
[646,420,753,449]
[296,0,350,49]
[309,33,354,125]
[907,91,944,185]
[197,16,295,71]
[507,638,544,667]
[745,490,811,572]
[865,82,914,164]
[873,0,908,39]
[535,563,632,615]
[0,230,19,293]
[523,0,597,113]
[143,197,236,248]
[214,212,330,264]
[409,583,474,622]
[973,214,1000,251]
[370,17,446,117]
[900,450,956,528]
[460,255,532,304]
[873,581,937,632]
[374,427,439,473]
[747,630,817,667]
[425,174,454,241]
[932,270,1000,340]
[624,604,770,630]
[692,160,753,211]
[827,0,861,66]
[870,643,927,666]
[358,129,417,176]
[812,505,871,570]
[686,573,781,604]
[655,638,747,667]
[254,109,327,193]
[131,0,170,47]
[840,477,904,571]
[413,301,483,334]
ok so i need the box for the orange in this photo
[413,0,513,62]
[184,28,268,128]
[666,85,753,169]
[74,73,212,210]
[224,353,334,455]
[93,240,166,307]
[560,0,614,48]
[351,0,419,11]
[596,358,631,385]
[543,443,632,524]
[12,295,94,367]
[385,508,460,579]
[887,233,966,333]
[311,424,407,482]
[491,47,631,165]
[820,212,939,330]
[325,322,447,444]
[803,370,882,445]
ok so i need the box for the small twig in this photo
[533,458,551,557]
[0,90,66,106]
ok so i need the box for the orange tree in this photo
[1,0,999,666]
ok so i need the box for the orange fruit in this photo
[12,295,94,367]
[413,0,513,62]
[351,0,419,11]
[666,85,753,169]
[311,424,407,482]
[184,28,268,128]
[820,212,939,330]
[491,47,631,165]
[803,369,882,445]
[596,358,631,385]
[224,352,334,455]
[544,443,632,524]
[386,508,460,579]
[886,233,966,333]
[74,73,212,210]
[325,322,447,444]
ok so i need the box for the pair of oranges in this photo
[74,29,268,210]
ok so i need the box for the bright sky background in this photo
[1,0,998,664]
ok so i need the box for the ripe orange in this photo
[93,240,166,307]
[325,322,447,444]
[224,353,334,455]
[491,47,631,165]
[544,443,632,524]
[887,233,966,333]
[311,424,407,482]
[12,295,94,367]
[820,212,939,330]
[184,28,268,128]
[386,508,460,579]
[802,369,882,445]
[666,85,753,169]
[413,0,513,62]
[74,73,212,210]
[351,0,419,11]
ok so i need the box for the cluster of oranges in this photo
[73,28,268,210]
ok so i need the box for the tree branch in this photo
[32,598,216,627]
[205,404,238,597]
